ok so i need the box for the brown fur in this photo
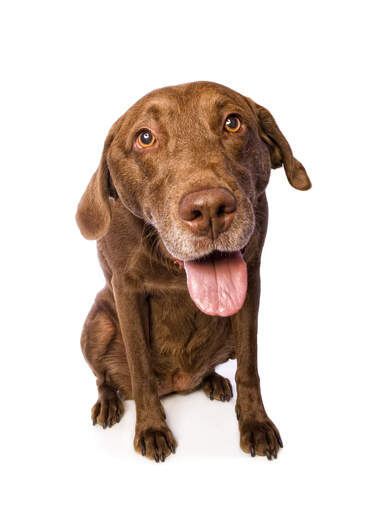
[76,81,311,461]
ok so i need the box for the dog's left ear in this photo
[246,98,311,190]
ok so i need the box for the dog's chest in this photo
[148,290,234,379]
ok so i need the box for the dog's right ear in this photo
[76,118,122,240]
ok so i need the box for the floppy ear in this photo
[76,119,121,240]
[246,98,311,191]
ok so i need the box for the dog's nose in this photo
[179,187,237,237]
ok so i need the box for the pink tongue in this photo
[184,251,248,317]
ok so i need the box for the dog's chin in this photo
[161,225,254,265]
[171,247,247,269]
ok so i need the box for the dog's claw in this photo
[91,395,123,428]
[250,445,256,457]
[239,415,282,459]
[135,426,176,461]
[203,373,232,402]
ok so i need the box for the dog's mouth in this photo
[174,250,247,317]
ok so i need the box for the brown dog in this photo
[76,81,311,462]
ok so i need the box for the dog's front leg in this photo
[112,276,176,462]
[232,262,283,460]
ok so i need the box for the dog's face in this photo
[108,82,268,262]
[77,82,310,316]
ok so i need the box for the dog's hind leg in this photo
[81,288,131,428]
[202,371,233,402]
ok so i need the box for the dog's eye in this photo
[137,130,155,148]
[224,115,241,133]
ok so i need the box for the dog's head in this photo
[76,82,311,316]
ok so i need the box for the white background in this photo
[1,1,380,510]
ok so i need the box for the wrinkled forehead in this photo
[122,83,252,132]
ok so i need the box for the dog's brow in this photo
[143,102,176,120]
[215,98,234,110]
[145,104,162,119]
[215,96,246,113]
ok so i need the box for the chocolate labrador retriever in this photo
[76,81,311,462]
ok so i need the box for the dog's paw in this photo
[91,395,124,429]
[238,416,283,460]
[202,372,233,401]
[134,423,177,462]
